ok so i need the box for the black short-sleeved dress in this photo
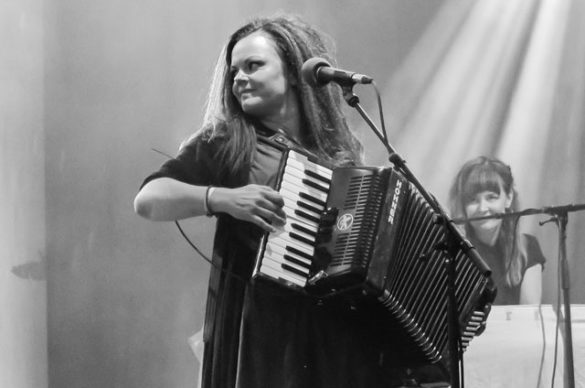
[141,124,399,388]
[471,233,546,305]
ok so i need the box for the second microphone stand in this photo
[453,203,585,388]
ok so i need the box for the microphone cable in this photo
[174,220,247,284]
[550,248,563,388]
[535,302,546,388]
[371,80,389,146]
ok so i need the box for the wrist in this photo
[204,186,217,217]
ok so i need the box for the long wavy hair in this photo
[185,14,363,183]
[449,156,526,287]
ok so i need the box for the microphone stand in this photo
[340,86,490,388]
[454,203,585,388]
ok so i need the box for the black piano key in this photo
[305,169,331,185]
[266,253,310,275]
[291,222,317,238]
[297,200,322,215]
[282,263,309,278]
[302,178,329,193]
[265,241,312,266]
[270,234,314,256]
[299,192,326,208]
[283,254,312,270]
[294,209,320,224]
[288,245,313,260]
[261,262,306,286]
[289,231,314,247]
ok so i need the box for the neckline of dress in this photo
[275,128,301,146]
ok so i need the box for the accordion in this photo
[253,146,496,365]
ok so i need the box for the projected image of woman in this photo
[449,156,546,305]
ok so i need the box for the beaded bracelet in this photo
[204,186,216,217]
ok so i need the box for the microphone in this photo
[301,57,373,87]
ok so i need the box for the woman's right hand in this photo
[209,184,286,232]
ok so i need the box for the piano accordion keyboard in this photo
[253,149,332,290]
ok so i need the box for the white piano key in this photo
[280,178,328,200]
[281,202,324,227]
[281,206,320,229]
[280,187,327,210]
[262,254,310,276]
[286,156,332,180]
[259,266,306,288]
[259,261,307,287]
[281,171,330,193]
[282,197,322,221]
[280,174,328,193]
[269,233,315,257]
[283,163,332,186]
[273,222,316,245]
[287,151,333,178]
[269,234,314,257]
[265,241,313,267]
[283,164,309,180]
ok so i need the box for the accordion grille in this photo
[331,174,385,268]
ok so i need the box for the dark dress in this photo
[141,123,399,388]
[471,233,546,305]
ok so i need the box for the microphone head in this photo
[301,57,331,87]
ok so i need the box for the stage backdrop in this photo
[1,0,47,387]
[33,0,585,387]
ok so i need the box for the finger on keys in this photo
[263,188,285,208]
[256,216,277,233]
[262,189,286,225]
[271,210,286,227]
[274,207,287,225]
[257,205,285,229]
